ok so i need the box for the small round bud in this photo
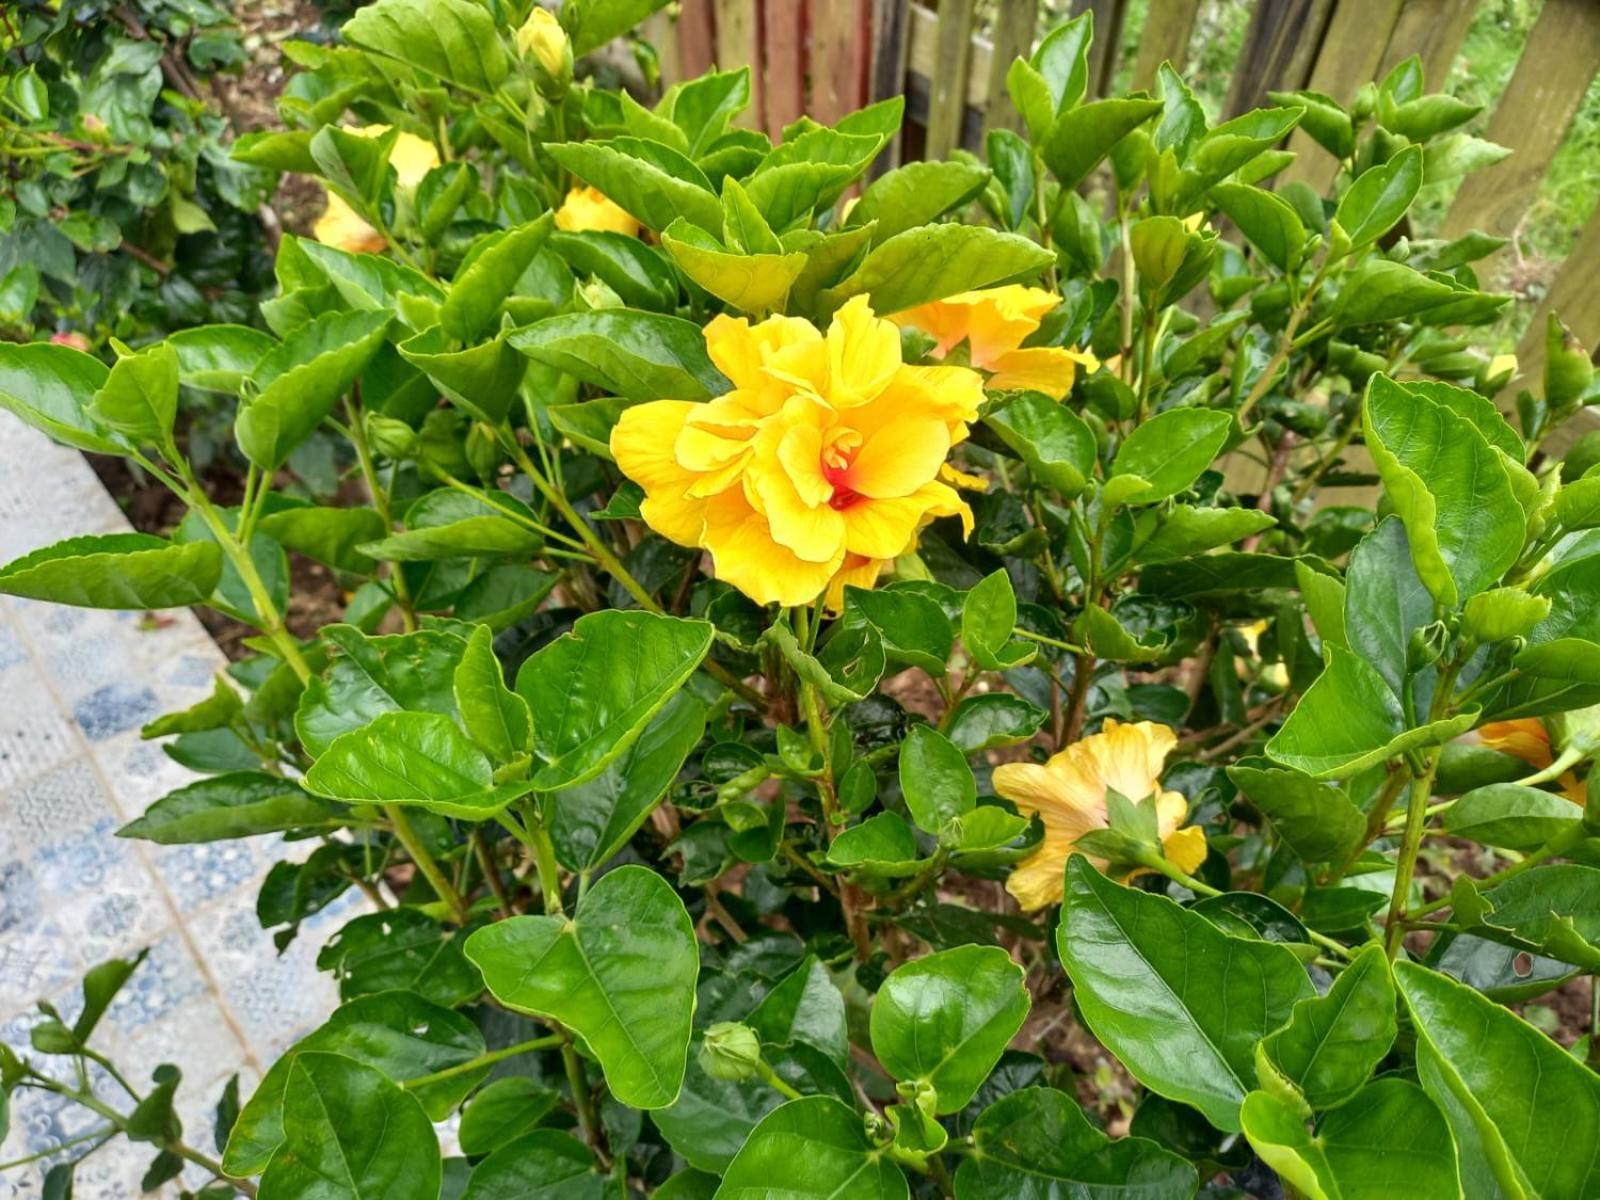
[365,414,416,460]
[698,1022,763,1082]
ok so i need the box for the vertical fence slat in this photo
[925,0,978,158]
[642,10,682,88]
[1524,207,1600,452]
[1071,0,1128,98]
[812,0,872,124]
[764,0,807,137]
[869,0,913,170]
[676,0,718,79]
[1222,0,1335,118]
[1279,0,1404,193]
[1130,0,1199,91]
[1442,0,1600,250]
[713,0,762,126]
[985,0,1038,134]
[1378,0,1476,87]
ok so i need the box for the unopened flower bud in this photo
[698,1022,762,1082]
[366,414,416,460]
[516,7,572,100]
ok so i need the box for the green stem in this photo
[0,1124,115,1170]
[1384,752,1441,959]
[754,1058,803,1102]
[1515,745,1586,788]
[345,396,417,631]
[403,1034,564,1091]
[561,1041,603,1156]
[1014,627,1088,655]
[388,805,469,923]
[1408,838,1567,920]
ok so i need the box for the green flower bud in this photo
[698,1022,762,1082]
[1406,620,1449,673]
[365,413,416,460]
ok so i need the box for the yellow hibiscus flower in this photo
[894,284,1099,399]
[610,297,983,607]
[993,719,1207,910]
[312,125,439,254]
[555,186,640,238]
[1477,718,1585,805]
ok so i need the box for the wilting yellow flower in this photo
[894,285,1099,399]
[555,186,640,238]
[1477,718,1585,804]
[312,125,439,254]
[611,297,983,607]
[993,719,1206,910]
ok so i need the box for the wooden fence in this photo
[644,0,1600,446]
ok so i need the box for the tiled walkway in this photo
[0,413,348,1196]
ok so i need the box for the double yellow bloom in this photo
[994,719,1207,910]
[895,284,1099,399]
[611,297,983,607]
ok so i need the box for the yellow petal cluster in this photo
[312,125,440,254]
[993,719,1206,910]
[1477,718,1585,804]
[894,284,1098,399]
[555,186,641,238]
[611,297,984,607]
[515,7,571,80]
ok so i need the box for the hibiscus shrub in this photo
[5,2,1600,1198]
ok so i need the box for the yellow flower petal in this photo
[895,285,1059,367]
[844,414,950,500]
[986,346,1099,399]
[826,295,901,408]
[609,401,707,547]
[1162,826,1209,874]
[1477,718,1553,769]
[312,194,386,255]
[555,186,640,237]
[701,490,843,606]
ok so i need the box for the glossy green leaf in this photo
[441,215,555,341]
[1226,761,1366,863]
[342,0,507,93]
[955,1087,1198,1198]
[1265,646,1477,779]
[1452,864,1600,972]
[303,711,531,819]
[547,230,679,313]
[465,865,698,1108]
[236,309,391,471]
[547,691,707,871]
[548,139,722,235]
[898,725,976,835]
[1333,146,1423,250]
[1241,1079,1460,1200]
[1343,517,1432,698]
[825,811,921,874]
[1211,182,1306,272]
[295,625,468,757]
[1040,98,1163,189]
[453,624,532,763]
[748,956,848,1068]
[712,1096,908,1200]
[87,342,178,443]
[457,1078,558,1158]
[251,1054,438,1200]
[510,309,727,403]
[1111,407,1232,503]
[459,1129,609,1200]
[1398,961,1600,1199]
[983,390,1097,498]
[1138,506,1277,563]
[0,341,125,454]
[661,220,807,314]
[316,908,482,1008]
[1059,856,1313,1132]
[818,224,1053,317]
[1441,783,1582,851]
[516,610,714,790]
[845,160,991,244]
[1261,945,1395,1110]
[1362,374,1524,607]
[944,693,1047,753]
[843,586,953,675]
[962,569,1035,672]
[397,325,528,425]
[118,773,334,845]
[225,993,485,1176]
[869,945,1028,1113]
[0,534,222,610]
[258,505,386,575]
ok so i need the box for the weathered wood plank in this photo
[1280,0,1404,193]
[925,0,979,157]
[712,0,762,126]
[1070,0,1128,98]
[1222,0,1335,118]
[986,0,1038,133]
[675,0,717,80]
[1130,0,1200,91]
[764,0,808,138]
[869,0,914,171]
[1379,0,1476,87]
[1519,206,1600,445]
[641,10,681,88]
[1442,0,1600,250]
[906,3,992,111]
[812,0,872,124]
